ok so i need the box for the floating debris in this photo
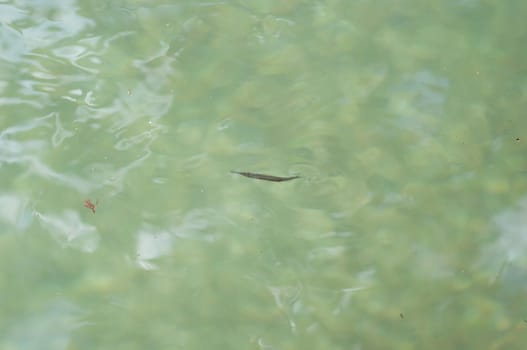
[84,199,98,214]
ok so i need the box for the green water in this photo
[1,0,527,349]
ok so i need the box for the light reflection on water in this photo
[0,0,526,349]
[4,299,82,350]
[485,198,527,268]
[36,210,99,252]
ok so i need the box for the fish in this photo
[231,171,300,182]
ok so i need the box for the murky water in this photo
[1,1,526,349]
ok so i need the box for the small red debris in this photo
[84,199,98,214]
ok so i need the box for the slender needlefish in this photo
[231,171,300,182]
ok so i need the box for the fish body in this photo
[231,171,300,182]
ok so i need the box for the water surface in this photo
[1,1,526,349]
